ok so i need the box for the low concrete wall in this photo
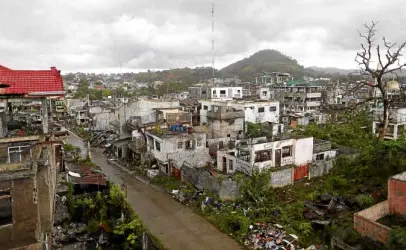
[270,167,293,187]
[354,200,391,245]
[388,178,406,216]
[309,160,334,178]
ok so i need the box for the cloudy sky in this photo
[1,0,405,73]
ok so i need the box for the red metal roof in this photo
[0,65,64,95]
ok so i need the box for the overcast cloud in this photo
[1,0,405,72]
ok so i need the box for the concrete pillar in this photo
[48,99,53,121]
[372,122,376,135]
[87,141,92,159]
[0,111,7,137]
[394,124,398,139]
[42,99,49,134]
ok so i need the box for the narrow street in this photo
[66,134,243,250]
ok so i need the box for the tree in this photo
[355,21,406,140]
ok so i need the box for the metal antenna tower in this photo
[211,2,215,81]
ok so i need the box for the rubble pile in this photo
[52,223,87,248]
[244,223,299,250]
[303,193,349,224]
[54,195,70,225]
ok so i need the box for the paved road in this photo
[66,134,242,250]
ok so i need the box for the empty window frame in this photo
[155,141,161,151]
[282,146,292,158]
[8,146,27,163]
[269,106,277,112]
[177,141,183,149]
[258,107,265,113]
[255,150,272,162]
[220,90,226,95]
[228,159,234,171]
[203,105,208,110]
[316,153,324,161]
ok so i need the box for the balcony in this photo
[207,110,245,120]
[306,92,322,98]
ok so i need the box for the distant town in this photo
[1,24,406,250]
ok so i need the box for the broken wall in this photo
[180,164,219,193]
[354,200,391,245]
[37,145,57,237]
[218,179,240,201]
[0,177,40,249]
[180,165,240,201]
[388,178,406,216]
[309,160,334,178]
[270,167,293,187]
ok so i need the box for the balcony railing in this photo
[306,92,322,98]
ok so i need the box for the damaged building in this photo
[354,171,406,246]
[0,138,63,249]
[217,136,336,187]
[0,64,66,249]
[145,124,210,175]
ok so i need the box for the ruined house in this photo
[145,125,210,175]
[0,138,63,249]
[200,100,280,125]
[354,171,406,246]
[0,65,65,249]
[217,136,337,187]
[273,82,322,115]
[188,85,243,100]
[113,99,179,137]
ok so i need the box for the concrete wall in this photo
[388,178,406,216]
[0,178,39,248]
[208,118,244,139]
[118,100,179,136]
[294,137,313,166]
[309,160,334,178]
[354,200,391,245]
[91,112,116,131]
[270,168,294,187]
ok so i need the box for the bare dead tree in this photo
[355,21,406,140]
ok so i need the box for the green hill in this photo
[220,49,307,81]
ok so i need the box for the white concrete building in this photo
[113,99,180,137]
[217,136,314,175]
[145,126,210,174]
[189,86,243,100]
[258,87,274,100]
[200,100,280,125]
[273,84,322,115]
